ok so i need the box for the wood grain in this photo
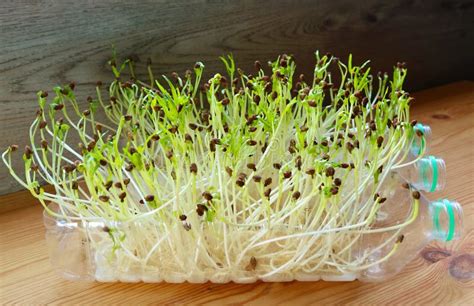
[0,81,473,305]
[1,0,473,195]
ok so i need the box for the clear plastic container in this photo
[355,172,462,282]
[397,155,446,192]
[43,171,462,283]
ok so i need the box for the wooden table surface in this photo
[1,81,473,305]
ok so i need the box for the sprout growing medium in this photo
[3,52,437,282]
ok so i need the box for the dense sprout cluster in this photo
[3,52,425,281]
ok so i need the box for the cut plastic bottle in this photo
[354,172,462,282]
[42,173,462,283]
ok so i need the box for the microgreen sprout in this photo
[2,51,427,281]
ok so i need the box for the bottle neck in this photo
[429,199,463,242]
[410,123,431,157]
[414,156,446,192]
[398,155,446,192]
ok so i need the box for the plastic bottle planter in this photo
[1,53,463,284]
[43,172,463,283]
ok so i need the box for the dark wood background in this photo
[1,0,473,195]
